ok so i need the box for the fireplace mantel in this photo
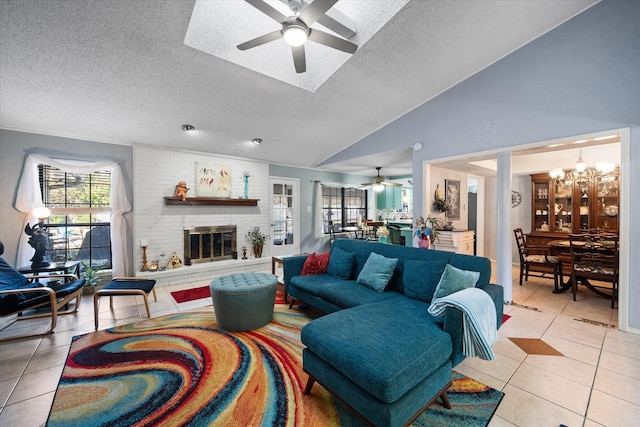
[164,197,259,206]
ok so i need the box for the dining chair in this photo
[364,220,384,241]
[513,228,563,292]
[328,221,336,243]
[569,233,619,308]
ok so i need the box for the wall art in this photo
[196,162,231,197]
[445,179,460,220]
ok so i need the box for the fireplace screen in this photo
[184,226,236,264]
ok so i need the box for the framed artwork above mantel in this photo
[196,162,231,198]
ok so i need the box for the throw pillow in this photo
[326,247,356,280]
[403,259,450,302]
[431,264,480,301]
[300,252,331,276]
[356,252,399,292]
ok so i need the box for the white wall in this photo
[511,175,532,262]
[478,174,531,263]
[425,166,468,230]
[484,177,497,260]
[132,144,270,284]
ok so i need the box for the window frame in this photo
[38,165,112,268]
[322,185,368,234]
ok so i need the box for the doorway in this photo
[467,178,478,255]
[270,177,300,257]
[423,128,629,330]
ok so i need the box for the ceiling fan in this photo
[361,167,402,192]
[237,0,358,73]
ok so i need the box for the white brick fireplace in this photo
[132,145,271,285]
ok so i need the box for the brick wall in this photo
[132,145,270,284]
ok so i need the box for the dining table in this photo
[342,226,363,239]
[547,238,618,298]
[546,240,576,293]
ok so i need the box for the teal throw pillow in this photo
[356,252,398,292]
[326,247,356,280]
[432,264,480,301]
[403,259,450,302]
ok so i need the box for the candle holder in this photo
[141,245,149,271]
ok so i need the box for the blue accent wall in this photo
[322,0,640,328]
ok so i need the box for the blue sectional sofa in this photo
[283,239,503,427]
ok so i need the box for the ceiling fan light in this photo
[373,184,385,192]
[282,23,308,46]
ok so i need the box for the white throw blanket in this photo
[428,288,498,360]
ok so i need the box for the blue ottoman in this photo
[210,272,277,331]
[94,278,157,330]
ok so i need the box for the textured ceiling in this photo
[184,0,409,91]
[0,0,598,179]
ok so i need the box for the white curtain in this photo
[313,181,324,240]
[15,154,131,276]
[310,181,327,252]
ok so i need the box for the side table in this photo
[19,261,82,278]
[272,254,309,303]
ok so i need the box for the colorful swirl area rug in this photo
[47,306,503,427]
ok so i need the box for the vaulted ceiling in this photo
[0,0,598,178]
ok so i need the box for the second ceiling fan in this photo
[237,0,358,73]
[361,167,402,192]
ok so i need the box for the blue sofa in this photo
[283,239,503,427]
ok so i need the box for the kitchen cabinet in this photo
[435,230,475,255]
[376,187,411,211]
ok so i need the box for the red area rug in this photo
[171,286,211,303]
[171,285,287,304]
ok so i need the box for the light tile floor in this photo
[0,266,638,426]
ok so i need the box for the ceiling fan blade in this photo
[245,0,289,24]
[308,29,357,54]
[292,44,306,73]
[298,0,338,26]
[316,13,356,40]
[382,182,403,187]
[237,30,283,50]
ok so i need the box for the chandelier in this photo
[549,149,615,191]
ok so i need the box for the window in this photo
[39,165,112,269]
[322,186,368,233]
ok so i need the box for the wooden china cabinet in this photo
[527,169,619,246]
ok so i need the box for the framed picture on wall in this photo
[445,179,460,220]
[196,162,231,197]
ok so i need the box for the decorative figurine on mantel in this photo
[167,252,183,269]
[174,181,189,201]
